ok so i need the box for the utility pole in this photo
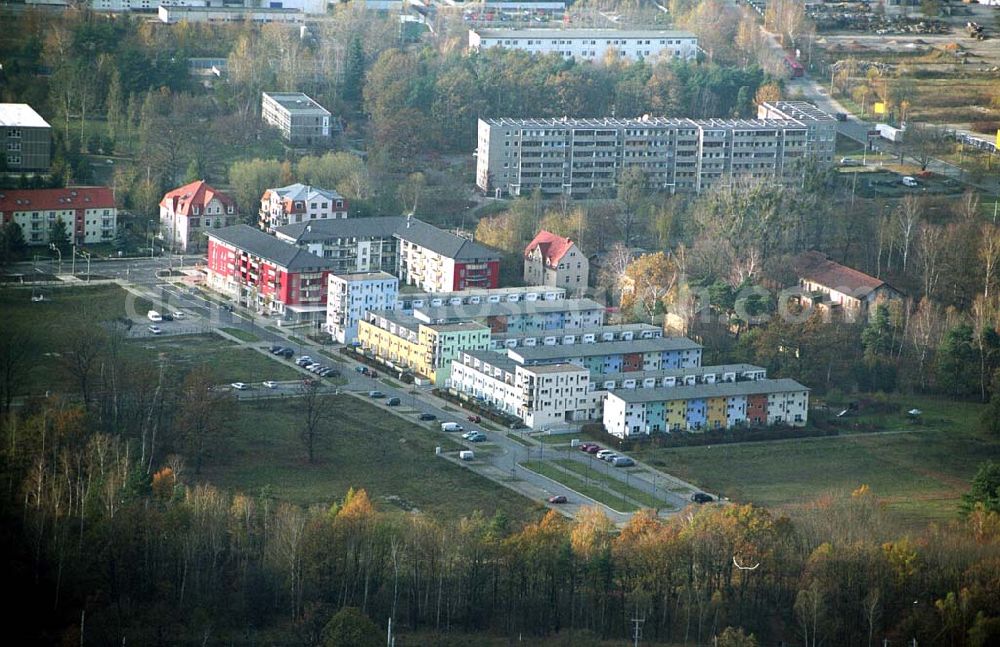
[630,607,645,647]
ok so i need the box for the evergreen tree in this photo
[936,324,979,396]
[48,217,70,250]
[342,36,365,104]
[961,461,1000,514]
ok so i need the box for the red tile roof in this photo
[160,180,235,218]
[794,251,885,296]
[525,230,576,268]
[0,186,115,213]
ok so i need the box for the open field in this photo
[551,459,675,511]
[631,397,997,529]
[521,460,636,513]
[203,395,543,524]
[129,334,302,385]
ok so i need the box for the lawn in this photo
[551,459,674,511]
[129,334,302,385]
[201,395,543,524]
[521,460,637,513]
[220,327,261,343]
[632,397,998,530]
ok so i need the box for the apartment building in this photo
[468,28,698,62]
[0,187,116,245]
[1,104,51,172]
[206,224,336,323]
[451,350,593,429]
[275,216,501,292]
[524,230,589,294]
[357,310,491,384]
[159,180,237,252]
[326,272,399,344]
[396,285,566,314]
[159,6,305,23]
[508,337,703,374]
[757,101,838,166]
[259,183,348,233]
[261,92,332,146]
[603,378,809,437]
[489,322,661,351]
[476,108,836,197]
[413,298,606,333]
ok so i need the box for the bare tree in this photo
[59,327,108,409]
[916,223,943,299]
[979,223,1000,299]
[896,194,923,273]
[300,381,333,463]
[175,366,235,474]
[863,588,881,647]
[0,322,33,415]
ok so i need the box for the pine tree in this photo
[342,36,365,104]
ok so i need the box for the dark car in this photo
[834,112,848,122]
[387,397,401,406]
[161,313,174,322]
[269,345,283,353]
[369,390,386,399]
[691,492,714,504]
[467,414,481,423]
[547,495,567,504]
[418,413,437,421]
[278,348,294,358]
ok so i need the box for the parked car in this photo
[611,456,635,467]
[441,422,463,432]
[369,371,379,379]
[467,414,481,423]
[296,356,313,366]
[269,345,283,353]
[147,325,162,335]
[278,348,294,358]
[584,444,602,454]
[319,368,336,377]
[262,381,278,389]
[161,313,174,322]
[902,175,919,187]
[387,397,401,406]
[368,390,385,398]
[578,442,599,453]
[356,366,369,374]
[231,382,248,390]
[547,495,568,504]
[418,413,437,421]
[839,157,861,166]
[691,492,714,504]
[834,112,848,122]
[595,449,617,460]
[462,431,486,442]
[172,311,186,320]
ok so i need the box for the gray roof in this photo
[414,298,605,323]
[491,322,660,341]
[276,217,403,243]
[262,92,330,115]
[461,349,519,373]
[274,215,501,261]
[268,183,343,203]
[483,116,804,130]
[605,378,809,403]
[761,101,836,123]
[332,271,397,282]
[396,218,500,261]
[473,28,697,39]
[595,364,766,384]
[508,337,702,362]
[208,225,336,271]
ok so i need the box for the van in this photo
[441,422,463,432]
[147,310,162,322]
[459,450,474,461]
[901,176,919,187]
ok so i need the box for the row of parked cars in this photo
[294,355,340,378]
[577,443,635,467]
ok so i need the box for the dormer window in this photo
[193,207,200,215]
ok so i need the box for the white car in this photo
[262,381,278,389]
[231,382,249,390]
[595,449,617,460]
[147,325,162,335]
[172,311,186,320]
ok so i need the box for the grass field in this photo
[202,395,543,524]
[551,459,674,511]
[632,397,998,530]
[221,327,260,343]
[130,334,301,385]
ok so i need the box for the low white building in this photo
[327,271,399,345]
[468,28,698,62]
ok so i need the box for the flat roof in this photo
[508,337,702,362]
[167,6,302,12]
[400,285,565,302]
[366,309,422,335]
[413,297,606,322]
[473,28,697,39]
[492,322,661,340]
[524,362,589,375]
[606,378,808,403]
[594,364,766,384]
[0,103,50,128]
[762,101,836,123]
[332,271,397,282]
[263,92,330,115]
[482,116,807,130]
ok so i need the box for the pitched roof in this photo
[525,230,577,267]
[794,251,887,297]
[396,218,500,261]
[207,224,337,272]
[0,187,115,212]
[265,183,344,207]
[160,180,235,217]
[508,337,703,363]
[274,216,501,261]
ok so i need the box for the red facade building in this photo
[206,224,336,324]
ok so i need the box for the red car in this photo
[578,442,597,453]
[468,414,481,423]
[582,443,601,454]
[547,495,567,504]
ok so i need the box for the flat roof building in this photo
[0,104,51,172]
[469,28,698,62]
[261,92,333,147]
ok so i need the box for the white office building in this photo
[468,28,698,62]
[326,271,399,344]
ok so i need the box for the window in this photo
[7,128,21,138]
[7,155,21,165]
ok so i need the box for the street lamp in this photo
[49,243,62,274]
[148,219,156,259]
[80,250,92,282]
